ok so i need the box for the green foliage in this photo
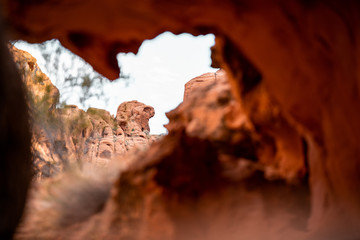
[86,107,99,115]
[86,108,108,120]
[68,111,92,136]
[112,121,119,132]
[34,75,44,84]
[87,108,108,123]
[45,85,52,93]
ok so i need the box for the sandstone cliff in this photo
[11,46,159,180]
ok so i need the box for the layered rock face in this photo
[84,101,159,167]
[11,46,158,180]
[2,0,360,239]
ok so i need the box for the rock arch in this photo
[1,0,360,239]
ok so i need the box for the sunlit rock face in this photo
[11,46,158,179]
[11,45,65,178]
[116,101,154,133]
[11,45,60,111]
[183,72,217,101]
[3,0,360,239]
[84,104,157,167]
[72,104,158,169]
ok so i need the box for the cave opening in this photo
[15,32,217,135]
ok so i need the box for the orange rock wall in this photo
[2,0,360,239]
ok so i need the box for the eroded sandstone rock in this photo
[116,100,154,135]
[11,46,159,180]
[15,70,311,240]
[3,0,360,239]
[176,69,306,184]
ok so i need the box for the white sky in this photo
[15,32,217,134]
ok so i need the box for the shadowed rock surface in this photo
[0,25,31,240]
[1,0,360,239]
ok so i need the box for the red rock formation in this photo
[11,45,64,178]
[11,45,60,111]
[116,100,155,136]
[11,46,159,179]
[15,70,310,240]
[184,72,217,101]
[181,70,306,184]
[2,0,360,239]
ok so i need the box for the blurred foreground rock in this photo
[15,70,312,240]
[3,0,360,239]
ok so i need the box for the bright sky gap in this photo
[15,32,217,134]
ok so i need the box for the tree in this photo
[15,39,129,109]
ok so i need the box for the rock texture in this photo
[115,100,157,145]
[183,72,217,101]
[180,70,306,184]
[11,45,60,111]
[11,45,65,178]
[2,0,360,239]
[16,70,310,240]
[11,46,159,180]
